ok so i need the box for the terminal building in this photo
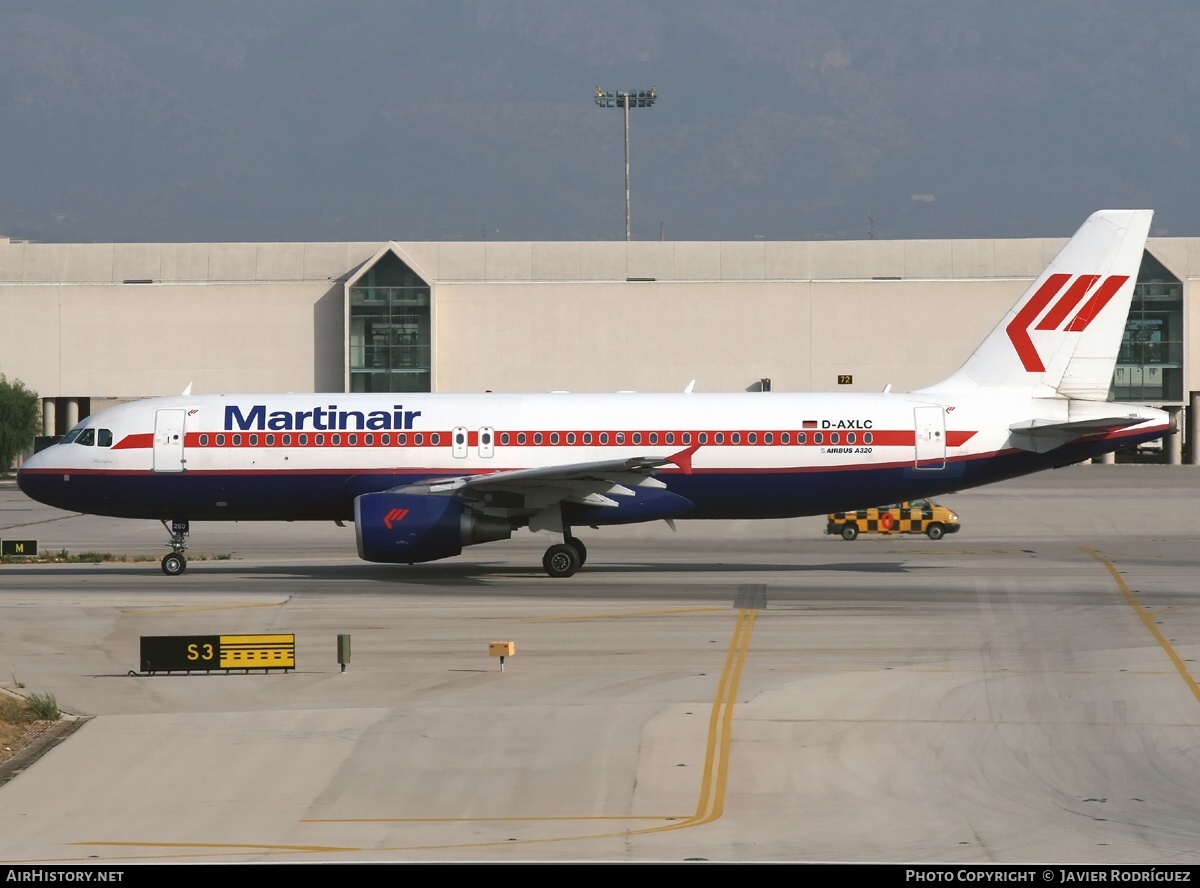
[0,231,1195,463]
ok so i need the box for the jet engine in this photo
[354,492,512,564]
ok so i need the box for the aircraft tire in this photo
[926,523,945,541]
[568,538,587,566]
[543,543,581,578]
[840,524,859,541]
[161,553,187,576]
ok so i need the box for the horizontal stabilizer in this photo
[1008,415,1154,453]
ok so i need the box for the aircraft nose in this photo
[16,447,54,499]
[18,445,51,469]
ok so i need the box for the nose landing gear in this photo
[161,519,189,576]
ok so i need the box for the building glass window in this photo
[349,251,432,393]
[1111,252,1183,402]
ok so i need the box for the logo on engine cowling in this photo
[383,508,409,530]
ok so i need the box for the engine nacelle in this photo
[354,492,512,564]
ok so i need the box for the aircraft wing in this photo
[1008,415,1158,453]
[392,447,700,523]
[421,455,676,489]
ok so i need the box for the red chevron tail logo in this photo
[1005,273,1129,372]
[383,508,410,530]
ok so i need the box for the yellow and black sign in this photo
[1,539,38,557]
[140,634,296,674]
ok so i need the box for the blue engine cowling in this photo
[355,492,511,564]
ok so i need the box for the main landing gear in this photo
[161,519,189,576]
[542,532,587,579]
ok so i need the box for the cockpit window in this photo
[76,428,96,446]
[61,428,83,445]
[97,429,113,447]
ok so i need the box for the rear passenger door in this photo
[913,407,946,470]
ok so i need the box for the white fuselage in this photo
[16,390,1170,523]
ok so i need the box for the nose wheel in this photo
[160,519,190,576]
[161,552,187,576]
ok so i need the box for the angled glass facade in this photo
[1111,251,1183,402]
[348,251,431,393]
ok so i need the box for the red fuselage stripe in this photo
[110,429,979,450]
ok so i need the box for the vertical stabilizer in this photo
[917,210,1152,399]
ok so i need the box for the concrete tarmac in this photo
[1,465,1200,864]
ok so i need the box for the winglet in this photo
[667,443,701,474]
[182,382,193,396]
[684,380,695,393]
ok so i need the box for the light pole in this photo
[595,86,656,241]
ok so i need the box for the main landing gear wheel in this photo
[543,543,581,578]
[566,537,587,566]
[161,553,187,576]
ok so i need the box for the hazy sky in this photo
[2,1,1197,243]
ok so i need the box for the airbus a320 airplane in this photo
[17,210,1170,578]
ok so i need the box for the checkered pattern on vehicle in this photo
[829,504,944,534]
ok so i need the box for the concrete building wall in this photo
[430,276,1026,395]
[0,240,381,284]
[0,236,1193,415]
[1186,277,1200,404]
[0,240,377,399]
[433,280,815,393]
[3,281,339,398]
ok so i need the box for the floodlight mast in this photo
[595,86,656,241]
